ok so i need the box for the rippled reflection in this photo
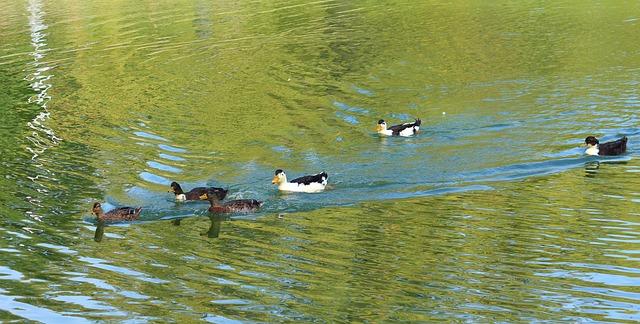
[23,0,62,225]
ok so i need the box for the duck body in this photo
[200,193,263,213]
[377,119,421,137]
[272,169,327,192]
[583,136,628,156]
[92,202,141,223]
[170,182,228,201]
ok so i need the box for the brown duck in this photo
[170,181,228,201]
[199,192,263,213]
[92,202,141,223]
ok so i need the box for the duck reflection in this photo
[94,223,105,242]
[584,159,628,178]
[584,161,600,177]
[169,214,227,239]
[201,215,223,238]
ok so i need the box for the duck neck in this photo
[173,185,185,195]
[208,198,221,207]
[94,209,105,221]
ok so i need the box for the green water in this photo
[1,0,639,322]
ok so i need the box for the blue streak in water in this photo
[134,131,169,142]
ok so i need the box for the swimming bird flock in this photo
[91,118,630,223]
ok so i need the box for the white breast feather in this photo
[585,147,599,155]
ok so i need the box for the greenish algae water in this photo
[0,0,639,322]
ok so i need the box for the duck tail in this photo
[414,119,422,126]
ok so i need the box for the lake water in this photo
[1,0,639,322]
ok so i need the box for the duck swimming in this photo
[377,119,421,137]
[582,136,628,156]
[91,202,141,223]
[170,182,228,201]
[272,169,328,192]
[199,192,263,213]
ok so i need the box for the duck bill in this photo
[271,175,280,184]
[198,193,208,200]
[377,125,383,131]
[579,143,587,147]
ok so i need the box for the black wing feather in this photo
[599,137,628,156]
[388,119,421,136]
[290,172,328,185]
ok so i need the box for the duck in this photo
[91,202,141,223]
[169,181,228,201]
[272,169,328,192]
[582,136,628,156]
[199,192,263,213]
[377,118,421,136]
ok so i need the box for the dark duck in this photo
[377,119,421,137]
[170,181,228,201]
[582,136,628,156]
[199,192,263,213]
[92,202,141,223]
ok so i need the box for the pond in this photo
[1,0,639,322]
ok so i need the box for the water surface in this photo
[1,0,639,322]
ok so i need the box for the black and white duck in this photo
[272,169,328,193]
[377,119,421,137]
[582,136,628,156]
[169,181,228,201]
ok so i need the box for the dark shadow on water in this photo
[170,214,229,239]
[94,223,105,242]
[584,158,629,178]
[202,215,223,238]
[92,221,137,242]
[584,161,600,177]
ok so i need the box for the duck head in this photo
[581,136,600,155]
[169,182,184,194]
[272,169,287,184]
[91,202,103,216]
[198,192,220,205]
[209,188,228,201]
[583,136,599,147]
[377,119,387,132]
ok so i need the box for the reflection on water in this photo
[24,0,60,223]
[1,0,640,322]
[93,223,105,242]
[171,214,226,239]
